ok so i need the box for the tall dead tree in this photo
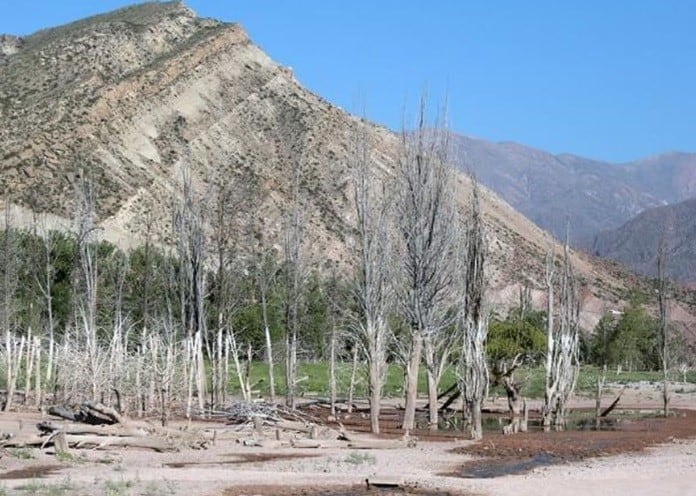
[173,165,207,416]
[74,174,103,401]
[396,99,459,431]
[458,179,489,440]
[283,158,306,409]
[350,121,393,433]
[656,235,670,417]
[541,232,580,429]
[1,203,19,411]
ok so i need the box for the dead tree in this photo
[395,99,459,431]
[458,179,489,440]
[1,202,19,411]
[283,158,307,409]
[173,165,207,416]
[656,235,670,417]
[349,121,393,433]
[209,178,250,409]
[541,233,580,429]
[492,355,527,434]
[256,253,279,404]
[74,174,103,402]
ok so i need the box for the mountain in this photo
[592,197,696,283]
[0,1,694,333]
[449,135,696,245]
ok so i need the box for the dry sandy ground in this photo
[1,382,695,496]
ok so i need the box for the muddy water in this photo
[459,452,560,478]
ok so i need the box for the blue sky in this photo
[2,1,695,162]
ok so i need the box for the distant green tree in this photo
[591,299,658,371]
[589,312,617,366]
[487,308,546,362]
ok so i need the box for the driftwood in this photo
[2,401,208,453]
[48,402,127,426]
[366,478,402,489]
[37,421,145,437]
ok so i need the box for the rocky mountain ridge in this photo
[451,134,696,245]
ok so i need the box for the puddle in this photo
[165,453,317,468]
[459,452,560,478]
[0,465,62,480]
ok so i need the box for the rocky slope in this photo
[0,1,692,332]
[450,135,696,245]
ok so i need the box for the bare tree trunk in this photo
[258,265,276,404]
[329,320,337,418]
[1,204,19,411]
[347,344,359,414]
[33,337,42,407]
[595,365,606,429]
[657,235,670,417]
[458,178,489,441]
[283,160,306,410]
[402,332,423,431]
[423,339,439,430]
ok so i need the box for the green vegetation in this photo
[488,309,546,362]
[233,360,457,398]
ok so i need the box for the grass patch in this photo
[8,448,36,460]
[102,477,135,496]
[229,361,457,398]
[226,362,692,401]
[15,477,74,495]
[344,451,375,465]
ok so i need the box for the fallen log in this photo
[48,402,127,426]
[4,433,178,452]
[37,422,145,438]
[290,439,322,449]
[366,477,402,489]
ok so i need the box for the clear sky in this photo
[2,1,695,162]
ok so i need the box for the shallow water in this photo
[460,452,558,478]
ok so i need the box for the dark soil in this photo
[222,484,459,496]
[451,408,696,478]
[164,452,317,468]
[0,465,62,480]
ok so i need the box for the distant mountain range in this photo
[591,197,696,282]
[449,134,696,247]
